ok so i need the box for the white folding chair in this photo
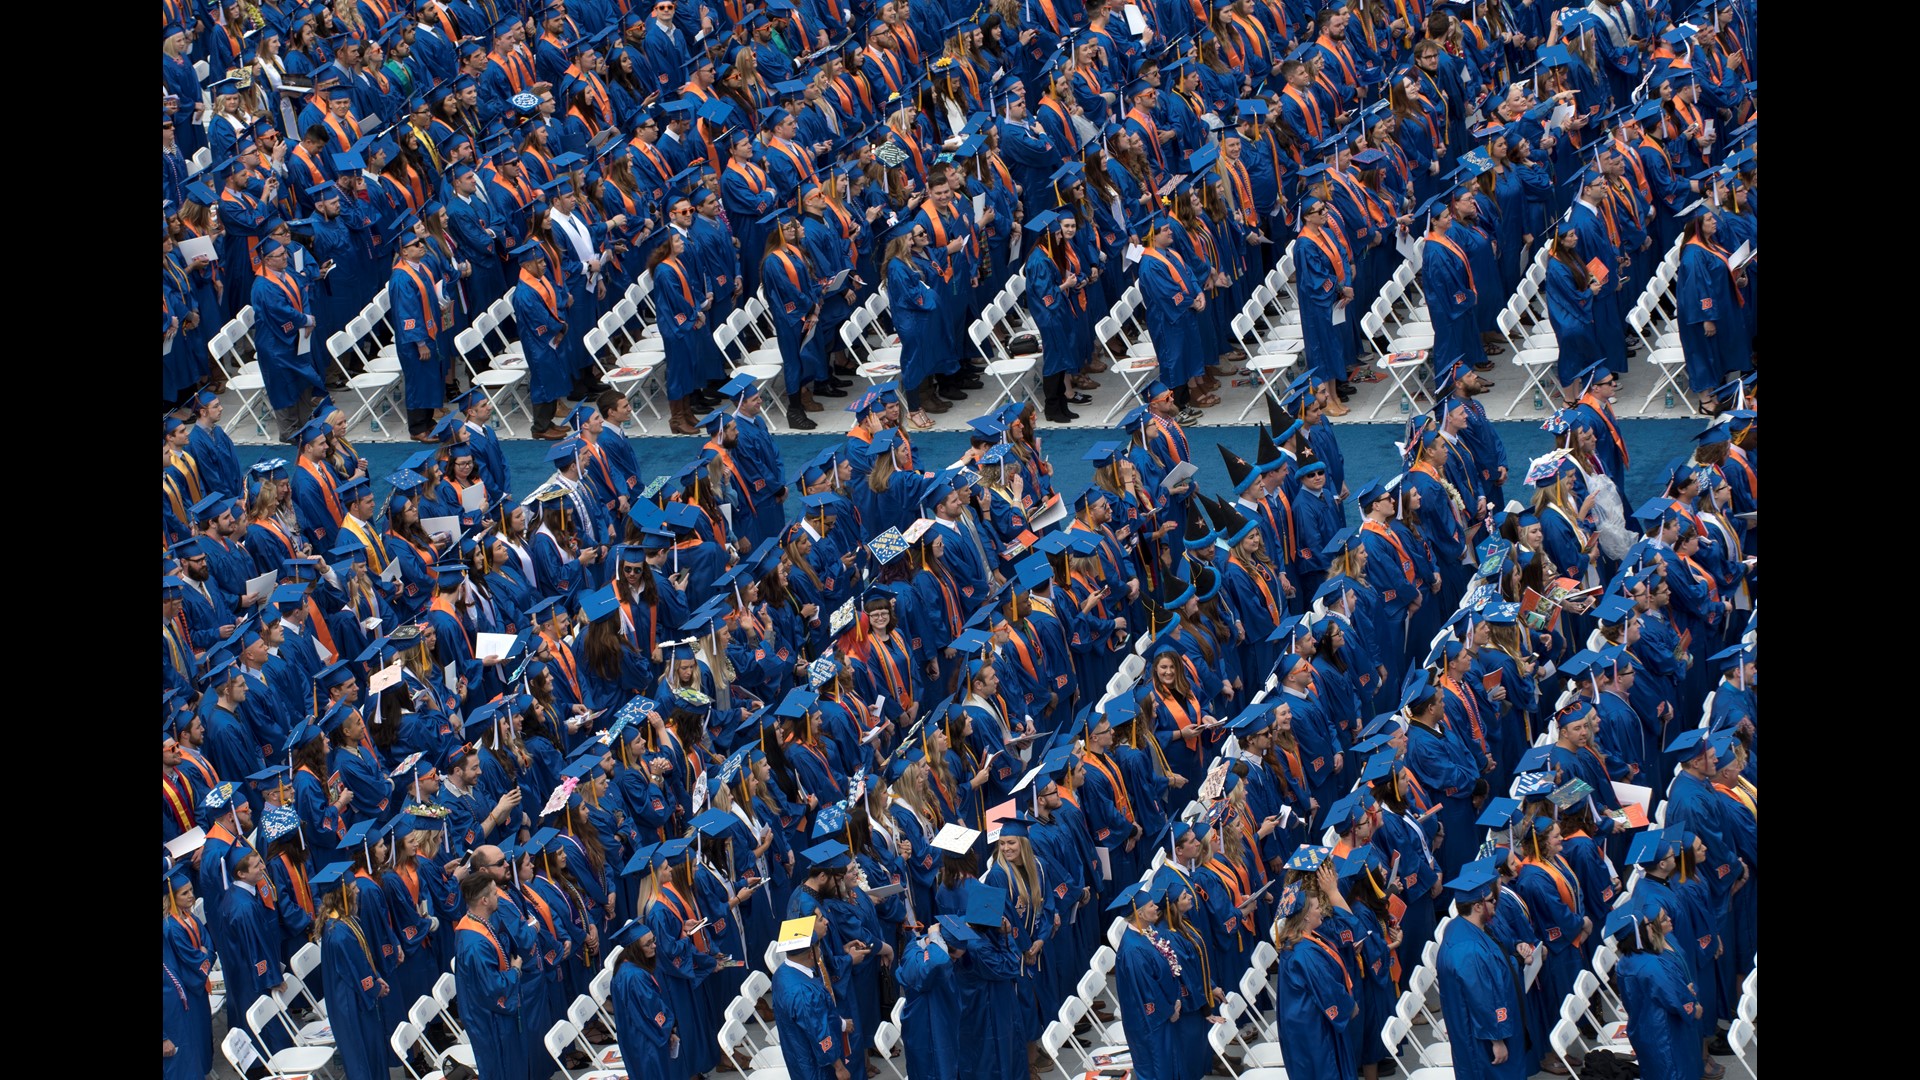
[1218,992,1286,1067]
[242,994,339,1078]
[711,318,787,427]
[1727,1016,1758,1078]
[1361,310,1433,418]
[1548,1016,1584,1078]
[1392,990,1451,1067]
[1494,307,1561,416]
[324,327,404,434]
[722,996,786,1067]
[389,1022,450,1080]
[286,943,328,1019]
[408,994,477,1071]
[872,1021,909,1080]
[542,1019,629,1080]
[965,316,1039,413]
[1042,1019,1116,1078]
[454,325,530,435]
[1379,1014,1453,1080]
[1629,299,1695,414]
[1208,1015,1288,1080]
[222,1028,325,1080]
[431,972,469,1044]
[564,995,625,1072]
[275,974,336,1044]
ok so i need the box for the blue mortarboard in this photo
[800,839,852,871]
[1444,861,1498,903]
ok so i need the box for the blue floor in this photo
[242,418,1699,526]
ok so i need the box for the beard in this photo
[186,562,211,582]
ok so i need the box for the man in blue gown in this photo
[1435,860,1529,1080]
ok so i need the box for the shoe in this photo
[799,387,825,412]
[587,380,612,394]
[826,376,854,391]
[669,398,700,435]
[1376,1057,1398,1076]
[1538,1058,1571,1076]
[815,382,848,398]
[1336,386,1355,402]
[1045,407,1076,423]
[1472,360,1497,372]
[1707,1035,1734,1056]
[924,393,952,414]
[1177,407,1203,425]
[940,384,969,401]
[410,432,438,442]
[954,374,985,389]
[1072,375,1101,389]
[1067,392,1093,405]
[785,401,818,429]
[1086,358,1111,373]
[1701,1060,1726,1079]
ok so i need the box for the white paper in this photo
[443,661,458,687]
[1727,242,1753,272]
[1031,496,1069,530]
[165,826,207,859]
[1395,227,1420,262]
[1124,242,1144,266]
[297,327,313,355]
[474,632,517,659]
[1331,300,1349,325]
[1523,943,1545,990]
[245,569,278,602]
[421,515,461,540]
[1096,845,1113,881]
[1611,780,1653,813]
[379,557,403,583]
[692,771,709,814]
[369,661,404,695]
[825,268,850,294]
[460,483,487,512]
[1549,103,1574,132]
[972,193,986,222]
[292,247,305,274]
[1162,461,1198,492]
[177,235,217,262]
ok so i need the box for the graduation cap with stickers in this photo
[866,527,909,565]
[828,598,858,637]
[807,655,839,690]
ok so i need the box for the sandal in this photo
[1192,391,1222,408]
[1481,342,1506,356]
[1348,369,1385,384]
[908,410,936,430]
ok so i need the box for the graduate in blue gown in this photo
[163,870,216,1080]
[897,918,964,1080]
[1511,815,1589,1030]
[947,878,1026,1080]
[1675,211,1753,407]
[1544,222,1607,390]
[310,862,389,1080]
[606,917,678,1080]
[222,849,292,1054]
[454,874,527,1080]
[1111,878,1183,1080]
[1271,877,1358,1080]
[1608,899,1704,1080]
[770,913,848,1080]
[642,838,723,1080]
[1435,860,1530,1080]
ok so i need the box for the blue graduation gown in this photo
[1618,948,1703,1080]
[946,924,1022,1080]
[1113,924,1183,1080]
[1544,257,1605,384]
[1435,917,1529,1080]
[611,960,677,1080]
[895,933,960,1080]
[647,889,720,1078]
[320,915,388,1080]
[162,914,215,1080]
[222,884,291,1053]
[1677,239,1753,392]
[1274,933,1357,1080]
[454,917,525,1080]
[772,960,843,1080]
[1139,247,1205,386]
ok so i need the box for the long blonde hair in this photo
[993,835,1044,926]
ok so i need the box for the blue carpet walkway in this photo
[242,419,1698,527]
